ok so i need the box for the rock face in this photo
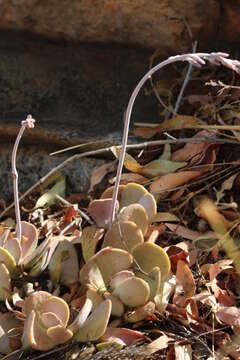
[0,33,156,203]
[0,0,220,52]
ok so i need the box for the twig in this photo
[1,136,240,220]
[109,52,240,225]
[11,115,35,241]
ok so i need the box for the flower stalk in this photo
[110,52,240,225]
[11,115,35,242]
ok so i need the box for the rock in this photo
[220,0,240,43]
[0,142,106,205]
[0,0,220,52]
[0,33,156,204]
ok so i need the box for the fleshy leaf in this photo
[4,237,21,265]
[80,247,133,286]
[0,247,17,276]
[103,221,144,253]
[47,325,72,344]
[68,298,93,333]
[104,293,125,317]
[110,270,135,291]
[86,287,104,311]
[120,183,148,208]
[20,221,38,261]
[124,301,155,323]
[88,199,118,229]
[0,263,11,301]
[113,276,150,307]
[101,184,126,202]
[132,243,171,283]
[74,300,112,342]
[0,312,22,354]
[22,291,71,351]
[81,226,104,263]
[87,263,106,293]
[135,266,161,300]
[48,240,79,285]
[101,327,144,346]
[119,204,148,236]
[138,193,157,223]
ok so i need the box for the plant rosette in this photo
[79,243,170,323]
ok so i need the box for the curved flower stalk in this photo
[110,52,240,225]
[11,115,35,242]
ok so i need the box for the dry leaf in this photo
[143,333,173,355]
[89,161,115,193]
[216,306,240,328]
[150,171,201,194]
[112,146,186,178]
[165,223,215,241]
[101,327,144,346]
[173,260,195,307]
[154,212,180,223]
[172,131,217,163]
[110,173,147,185]
[134,115,202,139]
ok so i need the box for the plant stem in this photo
[11,115,35,241]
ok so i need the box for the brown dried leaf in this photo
[101,327,145,346]
[89,161,115,193]
[150,171,201,194]
[172,131,217,164]
[143,332,174,355]
[134,115,202,139]
[216,306,240,328]
[173,260,195,307]
[165,223,215,241]
[110,173,147,185]
[208,259,233,282]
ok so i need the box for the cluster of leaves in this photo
[0,182,172,355]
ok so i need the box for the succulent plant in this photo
[0,221,79,302]
[22,291,73,351]
[76,182,171,332]
[89,183,156,233]
[79,236,170,324]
